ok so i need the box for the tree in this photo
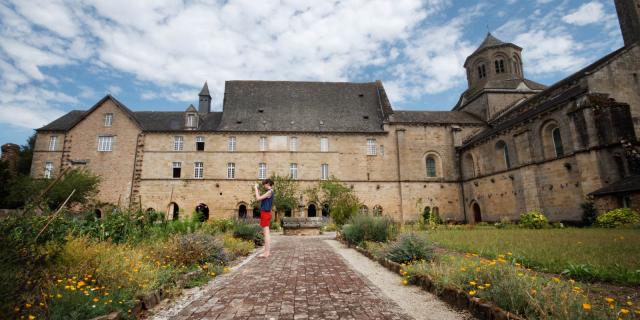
[250,174,300,218]
[0,160,11,208]
[17,132,36,176]
[303,176,360,226]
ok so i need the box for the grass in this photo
[428,227,640,285]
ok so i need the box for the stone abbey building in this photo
[30,0,640,222]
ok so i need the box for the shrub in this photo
[519,210,548,229]
[201,218,235,235]
[581,201,597,226]
[494,216,512,229]
[220,233,255,260]
[385,232,433,264]
[341,214,397,245]
[596,208,640,228]
[163,233,228,267]
[232,220,264,245]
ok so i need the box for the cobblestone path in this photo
[151,235,413,320]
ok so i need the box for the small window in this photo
[49,136,58,151]
[98,136,113,152]
[259,136,268,151]
[44,162,53,179]
[367,139,377,156]
[227,162,236,179]
[380,145,384,156]
[320,137,329,152]
[477,64,486,79]
[194,162,203,179]
[258,162,267,179]
[359,205,369,215]
[373,205,383,216]
[290,137,298,152]
[290,163,298,179]
[172,162,182,178]
[426,156,437,177]
[494,59,505,73]
[186,113,197,127]
[228,136,236,152]
[104,113,113,127]
[196,136,205,151]
[552,128,564,157]
[321,163,329,180]
[173,136,184,151]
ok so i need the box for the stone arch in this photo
[473,58,488,79]
[494,140,511,170]
[492,52,508,74]
[373,205,383,216]
[424,151,443,178]
[307,203,317,217]
[195,203,209,222]
[462,152,477,179]
[540,120,565,159]
[95,208,102,219]
[168,202,179,220]
[359,205,369,215]
[470,201,482,223]
[512,53,522,76]
[146,207,155,213]
[238,203,248,219]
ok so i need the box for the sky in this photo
[0,0,624,146]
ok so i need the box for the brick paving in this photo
[153,235,413,320]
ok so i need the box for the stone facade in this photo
[31,15,640,223]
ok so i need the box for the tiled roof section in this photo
[218,81,386,132]
[472,33,506,55]
[589,175,640,196]
[199,81,211,96]
[388,111,485,125]
[456,78,546,108]
[134,111,222,131]
[36,110,86,131]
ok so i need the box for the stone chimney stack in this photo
[614,0,640,46]
[1,143,20,177]
[198,81,212,113]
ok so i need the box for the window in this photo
[98,136,113,151]
[552,128,564,157]
[172,162,182,178]
[196,136,205,151]
[359,205,369,215]
[173,136,184,151]
[104,113,113,127]
[227,163,236,179]
[194,162,203,179]
[258,163,267,179]
[290,137,298,151]
[367,139,377,155]
[380,145,384,156]
[373,205,383,216]
[495,141,511,170]
[494,59,505,73]
[477,64,486,79]
[186,113,197,127]
[426,156,437,177]
[48,136,58,151]
[321,163,329,180]
[320,137,329,152]
[259,136,268,151]
[44,162,53,179]
[290,163,298,179]
[228,136,236,152]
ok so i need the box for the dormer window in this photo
[477,64,486,79]
[186,113,197,128]
[495,59,505,73]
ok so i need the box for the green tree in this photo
[17,132,36,175]
[250,174,300,217]
[0,160,12,208]
[304,176,360,226]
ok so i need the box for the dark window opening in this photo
[552,128,564,157]
[495,59,505,73]
[472,202,482,223]
[196,141,205,151]
[239,204,247,219]
[253,207,261,219]
[477,64,486,79]
[308,204,317,217]
[195,203,209,222]
[284,206,292,217]
[170,202,179,220]
[173,167,181,178]
[95,209,102,219]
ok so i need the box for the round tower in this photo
[463,33,524,90]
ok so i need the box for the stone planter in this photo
[281,217,323,235]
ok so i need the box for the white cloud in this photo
[562,1,605,26]
[107,85,122,95]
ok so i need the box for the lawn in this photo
[428,227,640,285]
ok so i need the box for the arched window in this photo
[426,156,437,177]
[512,54,521,76]
[494,59,505,73]
[308,204,317,217]
[552,128,564,157]
[359,205,369,215]
[238,204,247,219]
[423,206,431,221]
[477,64,487,79]
[195,203,209,222]
[373,205,383,216]
[495,141,511,170]
[169,202,180,220]
[463,153,476,179]
[95,209,102,219]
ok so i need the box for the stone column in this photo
[1,143,20,177]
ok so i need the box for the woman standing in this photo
[254,179,274,258]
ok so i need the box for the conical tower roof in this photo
[199,81,211,96]
[472,33,506,54]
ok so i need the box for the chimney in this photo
[614,0,640,46]
[1,143,20,177]
[198,81,212,113]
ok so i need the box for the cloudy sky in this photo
[0,0,623,146]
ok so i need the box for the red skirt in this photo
[260,210,272,227]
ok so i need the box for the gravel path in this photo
[325,239,476,320]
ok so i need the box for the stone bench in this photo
[281,217,323,236]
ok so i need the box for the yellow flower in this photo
[477,285,485,290]
[626,301,633,306]
[582,303,591,311]
[507,252,512,256]
[552,277,560,283]
[459,268,466,272]
[28,315,35,320]
[468,290,476,296]
[621,308,630,315]
[56,294,62,298]
[25,303,31,308]
[469,281,477,285]
[484,283,491,287]
[77,281,86,288]
[92,298,99,303]
[402,280,408,285]
[606,298,615,303]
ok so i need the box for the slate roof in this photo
[464,33,522,67]
[388,111,485,125]
[199,82,211,96]
[37,110,86,131]
[217,81,386,133]
[135,111,223,131]
[589,176,640,196]
[455,78,547,109]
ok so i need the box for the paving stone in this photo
[157,235,412,319]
